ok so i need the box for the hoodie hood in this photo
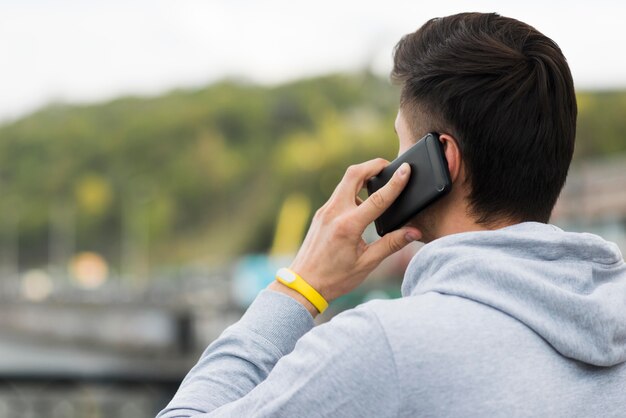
[402,222,626,367]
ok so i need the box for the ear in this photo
[439,134,462,183]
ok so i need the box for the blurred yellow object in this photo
[69,252,109,289]
[74,174,113,216]
[271,193,311,256]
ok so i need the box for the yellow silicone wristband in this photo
[275,267,329,314]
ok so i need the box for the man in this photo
[158,13,626,417]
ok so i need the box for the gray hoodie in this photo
[158,222,626,417]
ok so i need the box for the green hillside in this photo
[0,73,624,269]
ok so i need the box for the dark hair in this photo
[392,12,577,224]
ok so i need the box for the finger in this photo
[355,196,364,206]
[333,159,390,205]
[353,162,411,228]
[362,227,421,266]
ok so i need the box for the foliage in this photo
[0,73,624,268]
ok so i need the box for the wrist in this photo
[268,280,320,318]
[288,263,331,301]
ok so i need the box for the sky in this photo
[1,0,625,123]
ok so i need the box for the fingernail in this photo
[397,163,409,177]
[405,231,419,242]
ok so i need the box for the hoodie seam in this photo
[369,308,401,416]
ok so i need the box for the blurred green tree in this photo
[0,73,624,270]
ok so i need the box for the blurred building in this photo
[552,154,626,250]
[0,269,243,418]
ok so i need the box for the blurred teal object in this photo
[232,255,291,308]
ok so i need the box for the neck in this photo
[414,201,518,244]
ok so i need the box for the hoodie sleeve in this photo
[157,290,400,418]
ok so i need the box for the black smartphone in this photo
[366,132,451,236]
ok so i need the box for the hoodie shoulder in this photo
[363,292,545,356]
[358,292,626,417]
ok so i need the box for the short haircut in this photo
[392,12,577,224]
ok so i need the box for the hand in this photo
[283,158,422,304]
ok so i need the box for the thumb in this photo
[363,227,422,266]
